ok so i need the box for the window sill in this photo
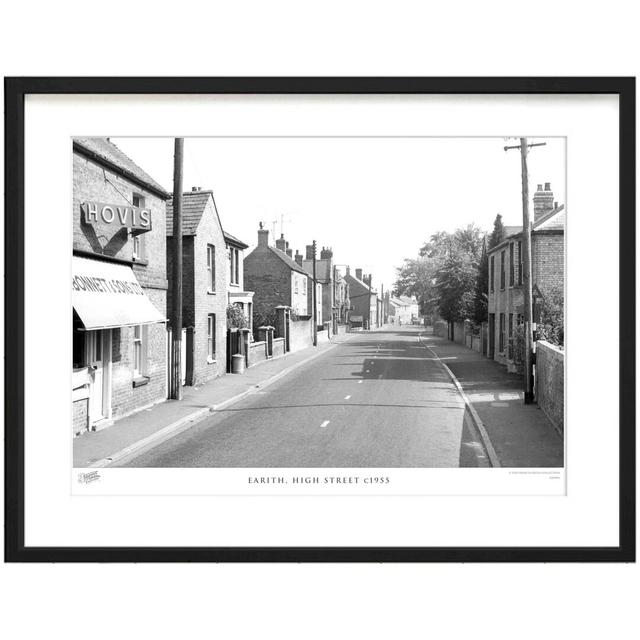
[207,357,217,364]
[132,375,150,388]
[132,258,149,266]
[207,290,217,295]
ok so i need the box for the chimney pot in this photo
[537,184,543,191]
[257,225,269,247]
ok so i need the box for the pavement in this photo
[73,331,354,468]
[420,332,564,467]
[118,326,496,468]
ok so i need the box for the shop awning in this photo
[73,256,166,330]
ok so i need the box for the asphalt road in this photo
[122,326,490,467]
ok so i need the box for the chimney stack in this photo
[346,266,351,276]
[257,223,269,247]
[320,246,333,260]
[294,250,303,266]
[275,233,287,252]
[306,244,315,260]
[286,244,293,258]
[355,268,363,281]
[191,186,201,192]
[533,182,555,221]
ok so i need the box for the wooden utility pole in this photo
[504,138,546,404]
[312,240,318,346]
[170,138,184,400]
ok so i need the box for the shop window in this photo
[73,320,86,368]
[207,314,216,362]
[207,245,216,292]
[133,324,148,377]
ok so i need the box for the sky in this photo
[111,136,565,293]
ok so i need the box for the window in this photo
[303,277,307,294]
[508,313,513,338]
[499,313,505,352]
[207,244,215,292]
[500,250,506,290]
[509,243,515,286]
[490,256,495,293]
[517,241,523,285]
[229,247,240,285]
[133,324,147,377]
[207,314,216,361]
[294,275,299,294]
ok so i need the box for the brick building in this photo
[301,245,335,328]
[487,182,565,366]
[166,188,251,385]
[72,138,171,436]
[244,226,312,326]
[344,268,378,330]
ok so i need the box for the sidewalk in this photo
[73,332,353,468]
[421,331,563,467]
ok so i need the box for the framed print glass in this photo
[4,77,635,561]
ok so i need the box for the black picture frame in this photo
[4,77,635,563]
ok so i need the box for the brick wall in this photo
[244,246,292,319]
[73,147,168,424]
[536,340,564,432]
[533,232,564,294]
[172,198,230,385]
[248,340,268,366]
[73,398,89,436]
[272,337,286,358]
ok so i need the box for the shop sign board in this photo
[81,201,152,232]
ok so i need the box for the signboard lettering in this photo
[81,201,152,232]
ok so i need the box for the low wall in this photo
[452,321,466,345]
[536,340,564,432]
[317,329,330,345]
[289,317,313,353]
[273,337,286,358]
[248,340,268,366]
[434,320,448,338]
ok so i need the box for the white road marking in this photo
[344,395,351,400]
[320,420,330,428]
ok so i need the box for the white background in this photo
[1,2,638,640]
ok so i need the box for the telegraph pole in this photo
[312,240,318,346]
[170,138,184,400]
[504,137,546,404]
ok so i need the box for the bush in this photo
[537,285,564,346]
[227,304,248,329]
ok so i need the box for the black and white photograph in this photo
[71,135,565,476]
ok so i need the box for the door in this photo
[87,330,105,421]
[488,313,495,359]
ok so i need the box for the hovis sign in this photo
[81,201,152,232]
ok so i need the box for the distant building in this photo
[166,188,251,386]
[388,295,419,325]
[302,245,335,328]
[344,268,378,330]
[244,227,312,323]
[487,182,565,366]
[333,268,351,325]
[72,138,170,435]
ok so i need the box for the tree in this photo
[434,245,477,326]
[488,213,506,250]
[472,238,489,324]
[537,285,564,346]
[393,257,438,316]
[227,303,248,329]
